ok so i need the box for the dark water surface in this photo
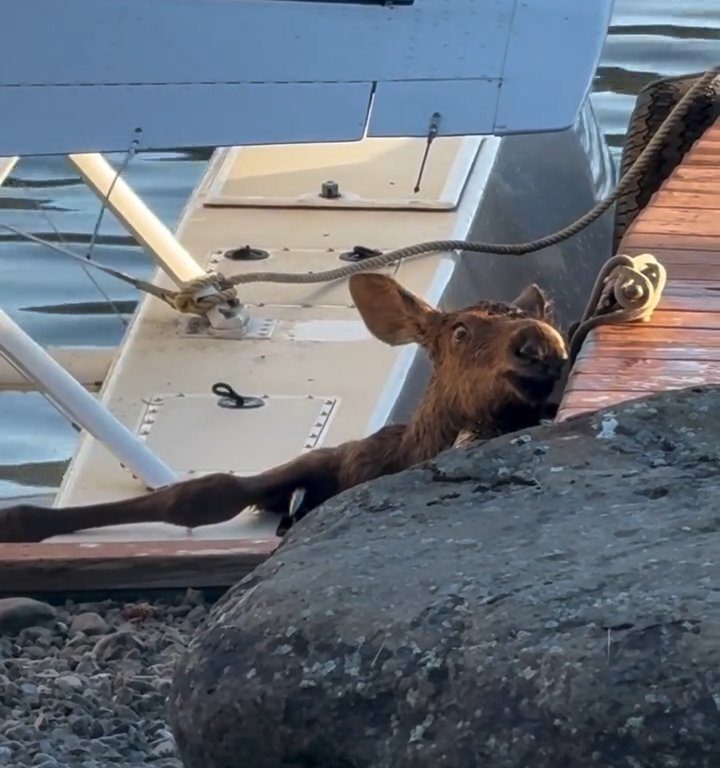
[0,0,719,498]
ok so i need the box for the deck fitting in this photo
[339,245,383,263]
[319,180,341,199]
[223,246,269,261]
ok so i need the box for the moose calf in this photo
[0,273,568,542]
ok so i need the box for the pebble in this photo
[150,739,177,759]
[0,592,212,766]
[92,630,144,663]
[55,674,85,694]
[0,599,56,634]
[69,613,108,637]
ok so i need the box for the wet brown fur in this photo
[0,273,568,543]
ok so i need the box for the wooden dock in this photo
[557,118,720,420]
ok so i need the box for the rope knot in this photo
[171,272,239,315]
[568,252,667,366]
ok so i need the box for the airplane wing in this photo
[0,0,614,154]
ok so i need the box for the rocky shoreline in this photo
[0,590,216,768]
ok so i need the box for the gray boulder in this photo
[169,385,720,768]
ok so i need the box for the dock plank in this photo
[579,342,720,361]
[593,325,720,345]
[622,232,720,251]
[0,539,278,593]
[557,116,720,422]
[651,192,720,210]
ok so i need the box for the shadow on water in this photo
[0,1,718,496]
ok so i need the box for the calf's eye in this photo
[452,324,468,343]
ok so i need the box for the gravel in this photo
[0,588,213,767]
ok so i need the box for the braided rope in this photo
[170,274,238,315]
[566,252,667,367]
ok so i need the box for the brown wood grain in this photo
[559,390,649,410]
[623,232,720,251]
[555,407,593,422]
[622,246,720,268]
[659,293,720,312]
[665,178,720,193]
[687,143,720,154]
[651,191,720,210]
[0,538,278,592]
[578,342,720,360]
[593,326,720,344]
[670,166,720,182]
[660,264,720,281]
[632,209,720,238]
[644,309,720,329]
[681,154,720,168]
[686,143,720,155]
[565,372,712,393]
[662,279,720,291]
[698,128,720,141]
[573,357,720,377]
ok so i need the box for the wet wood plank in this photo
[566,357,720,399]
[681,154,720,167]
[572,357,720,377]
[0,538,278,592]
[687,142,720,153]
[622,232,720,252]
[631,262,720,281]
[651,286,720,308]
[555,407,594,422]
[686,143,720,156]
[578,342,720,361]
[593,326,720,344]
[671,166,720,181]
[658,296,720,312]
[622,246,720,268]
[651,192,720,210]
[698,127,720,140]
[557,117,720,421]
[555,401,646,423]
[665,265,720,281]
[662,278,720,290]
[565,369,718,393]
[559,390,649,411]
[660,167,720,193]
[642,310,720,329]
[664,179,720,194]
[631,209,720,238]
[658,293,720,312]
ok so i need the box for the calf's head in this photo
[348,273,568,426]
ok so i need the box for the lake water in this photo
[1,0,719,499]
